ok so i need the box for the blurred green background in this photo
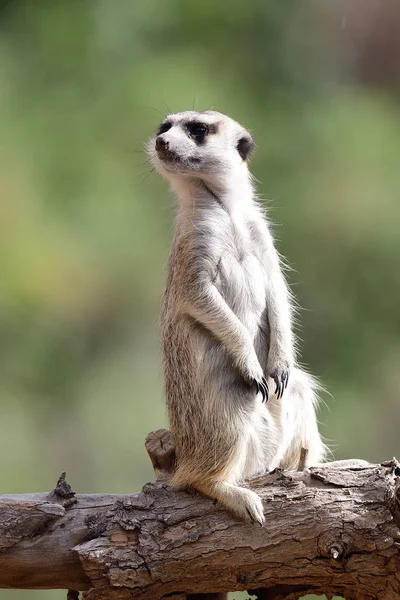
[1,1,399,599]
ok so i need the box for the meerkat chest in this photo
[214,216,267,317]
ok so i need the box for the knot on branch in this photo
[145,428,176,480]
[317,530,346,562]
[51,472,77,508]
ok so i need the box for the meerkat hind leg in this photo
[194,479,265,525]
[172,400,266,524]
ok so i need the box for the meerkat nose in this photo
[156,137,169,152]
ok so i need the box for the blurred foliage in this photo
[0,1,399,600]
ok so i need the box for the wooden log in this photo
[0,433,399,599]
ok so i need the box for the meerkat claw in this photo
[254,376,269,402]
[261,376,269,402]
[283,370,290,390]
[246,508,255,522]
[272,370,290,399]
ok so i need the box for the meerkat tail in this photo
[279,368,328,470]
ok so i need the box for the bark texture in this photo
[0,430,400,600]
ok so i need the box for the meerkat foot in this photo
[195,480,265,525]
[239,488,265,524]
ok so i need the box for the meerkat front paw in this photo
[267,354,292,399]
[270,367,290,399]
[253,376,269,403]
[237,350,269,402]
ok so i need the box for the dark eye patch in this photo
[186,121,209,144]
[157,121,172,135]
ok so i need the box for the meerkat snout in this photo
[155,136,179,164]
[155,136,168,152]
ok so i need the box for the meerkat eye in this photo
[187,122,209,140]
[193,125,208,136]
[157,122,172,135]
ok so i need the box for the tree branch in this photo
[1,430,400,600]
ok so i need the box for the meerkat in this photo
[148,110,327,524]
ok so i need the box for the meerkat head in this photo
[148,110,255,190]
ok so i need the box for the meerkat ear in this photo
[236,134,255,161]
